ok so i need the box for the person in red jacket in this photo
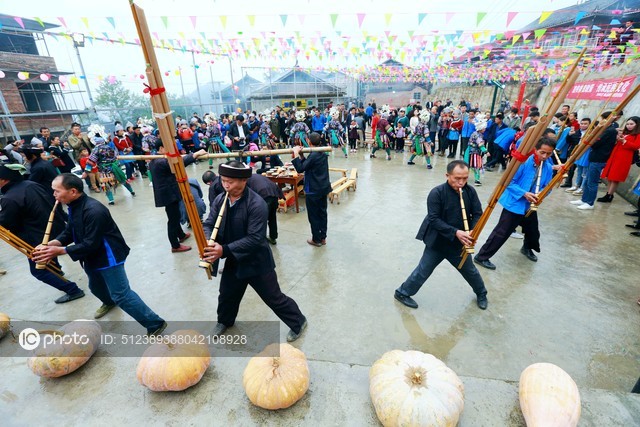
[598,116,640,203]
[112,124,136,181]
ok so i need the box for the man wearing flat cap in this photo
[18,143,59,195]
[202,160,307,342]
[0,163,85,304]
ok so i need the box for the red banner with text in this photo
[552,76,637,101]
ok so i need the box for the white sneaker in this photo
[577,203,594,210]
[510,232,524,239]
[570,200,584,205]
[565,186,578,193]
[573,189,583,195]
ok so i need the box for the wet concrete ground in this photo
[1,147,639,425]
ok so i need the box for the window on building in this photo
[18,82,57,112]
[413,92,421,100]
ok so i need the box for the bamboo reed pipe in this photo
[35,201,59,270]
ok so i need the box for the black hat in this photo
[218,161,252,179]
[16,143,43,155]
[0,163,27,181]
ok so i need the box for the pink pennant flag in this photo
[57,17,67,28]
[506,12,518,28]
[357,13,365,28]
[445,13,454,24]
[298,15,306,25]
[13,17,25,29]
[189,16,197,29]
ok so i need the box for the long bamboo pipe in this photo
[35,201,59,270]
[457,49,585,268]
[0,226,68,281]
[527,81,640,215]
[118,146,333,161]
[130,3,209,277]
[198,192,229,280]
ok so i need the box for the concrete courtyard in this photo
[1,149,639,426]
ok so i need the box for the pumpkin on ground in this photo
[137,329,210,392]
[519,363,581,427]
[243,343,309,410]
[369,350,464,427]
[0,313,10,340]
[27,320,102,378]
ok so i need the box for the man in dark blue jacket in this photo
[203,161,307,342]
[0,164,84,304]
[292,132,332,246]
[33,173,166,334]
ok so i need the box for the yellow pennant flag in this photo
[248,15,255,27]
[81,17,89,29]
[385,13,392,26]
[539,11,552,24]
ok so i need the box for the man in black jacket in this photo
[149,141,206,252]
[34,173,166,334]
[228,115,251,152]
[394,160,488,310]
[19,144,58,195]
[0,164,84,304]
[292,132,332,246]
[129,126,147,178]
[203,170,284,245]
[202,161,307,342]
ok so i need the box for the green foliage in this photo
[94,80,151,123]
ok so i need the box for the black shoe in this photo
[624,210,639,217]
[485,167,494,172]
[559,183,572,188]
[596,193,613,203]
[394,291,418,309]
[54,290,85,304]
[631,231,640,237]
[212,322,228,336]
[476,296,488,310]
[520,246,538,262]
[286,317,308,342]
[447,154,455,158]
[266,237,277,245]
[407,161,415,165]
[474,257,496,270]
[148,321,168,336]
[625,224,640,230]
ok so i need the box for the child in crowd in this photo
[395,122,406,153]
[348,120,359,153]
[78,147,100,193]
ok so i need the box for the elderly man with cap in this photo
[33,173,166,334]
[18,143,59,195]
[0,163,85,303]
[202,160,307,342]
[202,168,284,245]
[149,140,206,253]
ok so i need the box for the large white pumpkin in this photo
[519,363,581,427]
[369,350,464,427]
[0,312,10,340]
[243,343,309,410]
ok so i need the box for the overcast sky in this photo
[1,0,579,108]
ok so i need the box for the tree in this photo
[94,80,151,124]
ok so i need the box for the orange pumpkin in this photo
[243,343,309,410]
[0,312,10,340]
[137,330,211,392]
[27,320,101,378]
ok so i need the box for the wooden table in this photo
[267,173,304,213]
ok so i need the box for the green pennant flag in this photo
[280,15,288,27]
[534,29,546,39]
[495,33,504,40]
[477,12,487,26]
[161,16,169,29]
[418,13,427,26]
[330,14,338,28]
